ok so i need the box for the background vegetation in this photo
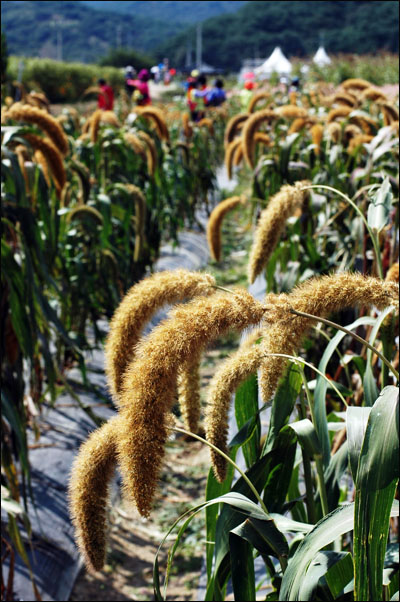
[1,1,398,69]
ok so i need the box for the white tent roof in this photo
[254,47,292,77]
[313,46,331,66]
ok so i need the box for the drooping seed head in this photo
[117,290,266,516]
[69,417,120,571]
[247,180,310,284]
[259,273,399,403]
[105,270,216,403]
[206,196,245,262]
[4,103,69,156]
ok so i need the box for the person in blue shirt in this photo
[206,79,227,107]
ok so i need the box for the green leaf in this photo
[263,363,303,455]
[324,441,349,512]
[287,419,322,458]
[262,426,297,513]
[363,363,379,407]
[205,455,236,580]
[234,373,260,468]
[231,517,289,559]
[367,177,392,233]
[229,532,256,602]
[315,316,376,466]
[212,454,276,593]
[325,553,354,598]
[354,386,399,601]
[346,407,371,481]
[298,551,349,601]
[280,501,399,601]
[153,492,269,601]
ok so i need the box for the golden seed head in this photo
[68,417,120,571]
[247,181,310,284]
[177,352,202,433]
[21,133,66,195]
[248,92,271,114]
[116,289,265,516]
[386,263,399,282]
[5,103,69,156]
[259,273,399,403]
[275,105,308,120]
[105,270,216,403]
[327,106,353,123]
[224,138,243,179]
[137,130,157,176]
[206,196,244,262]
[135,106,170,142]
[341,78,372,91]
[205,337,264,482]
[241,109,277,168]
[224,113,249,147]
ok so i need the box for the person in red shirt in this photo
[97,78,114,110]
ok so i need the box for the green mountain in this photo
[80,1,247,24]
[0,0,180,63]
[158,0,399,71]
[1,1,398,71]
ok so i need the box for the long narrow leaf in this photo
[279,501,399,601]
[354,386,399,601]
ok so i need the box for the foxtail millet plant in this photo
[248,92,271,114]
[224,113,249,148]
[137,130,157,176]
[89,109,102,143]
[135,106,170,142]
[341,77,372,91]
[386,262,399,282]
[177,351,202,433]
[242,109,277,168]
[4,103,69,156]
[205,327,265,481]
[259,273,399,403]
[116,290,266,517]
[225,138,243,180]
[247,180,310,284]
[118,184,147,262]
[327,106,353,123]
[124,132,146,156]
[104,270,216,403]
[69,417,120,571]
[360,87,388,103]
[274,105,309,120]
[21,133,67,196]
[99,110,121,128]
[205,274,398,481]
[206,196,245,262]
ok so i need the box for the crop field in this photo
[1,55,399,602]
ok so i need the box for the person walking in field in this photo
[131,69,152,106]
[97,78,114,110]
[206,78,227,107]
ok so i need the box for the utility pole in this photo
[50,16,74,61]
[185,39,192,70]
[116,25,122,48]
[196,23,202,70]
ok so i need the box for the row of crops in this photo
[1,71,399,601]
[1,87,228,595]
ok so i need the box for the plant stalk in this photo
[301,184,384,278]
[288,308,399,381]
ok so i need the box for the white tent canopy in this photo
[313,46,331,67]
[254,47,292,78]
